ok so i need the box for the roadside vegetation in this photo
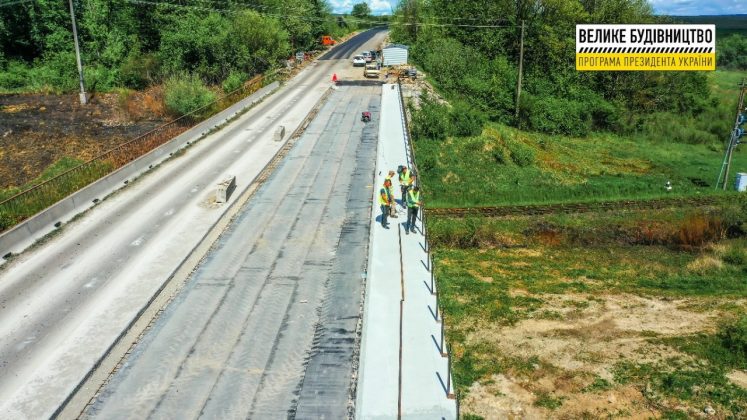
[0,0,355,95]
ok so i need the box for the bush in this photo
[120,52,159,89]
[163,73,216,119]
[676,213,725,250]
[505,136,535,167]
[0,57,78,93]
[717,35,747,70]
[411,95,451,140]
[0,60,29,90]
[722,245,746,266]
[36,51,80,92]
[450,101,486,137]
[85,64,118,92]
[719,315,747,361]
[222,71,247,93]
[0,211,14,231]
[524,94,592,137]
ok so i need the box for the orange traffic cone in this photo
[332,73,338,82]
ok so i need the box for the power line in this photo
[124,0,517,28]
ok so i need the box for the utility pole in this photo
[68,0,87,105]
[716,78,746,190]
[515,20,525,119]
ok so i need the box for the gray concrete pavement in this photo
[83,86,380,419]
[0,29,388,419]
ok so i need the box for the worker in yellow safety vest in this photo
[385,170,397,217]
[405,186,422,234]
[398,166,414,207]
[379,179,393,229]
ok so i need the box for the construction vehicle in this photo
[320,35,337,46]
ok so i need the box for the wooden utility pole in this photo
[722,78,747,190]
[716,78,746,190]
[68,0,87,105]
[515,20,525,119]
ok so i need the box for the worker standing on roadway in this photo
[397,166,414,208]
[405,186,422,234]
[379,179,393,229]
[385,170,397,218]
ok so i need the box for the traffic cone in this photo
[332,73,338,82]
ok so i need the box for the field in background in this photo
[679,15,747,36]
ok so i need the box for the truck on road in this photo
[320,35,336,46]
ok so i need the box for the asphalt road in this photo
[84,85,379,419]
[0,28,387,419]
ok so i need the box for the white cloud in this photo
[328,0,397,15]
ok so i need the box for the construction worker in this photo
[405,186,422,234]
[385,170,397,217]
[398,166,413,207]
[379,179,393,229]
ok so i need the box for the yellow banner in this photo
[576,53,715,71]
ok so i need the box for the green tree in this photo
[228,10,290,74]
[718,35,747,70]
[393,0,714,137]
[351,2,371,19]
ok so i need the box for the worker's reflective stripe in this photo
[407,190,420,207]
[399,170,411,184]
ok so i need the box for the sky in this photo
[649,0,747,16]
[328,0,747,16]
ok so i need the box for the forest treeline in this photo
[0,0,354,93]
[392,0,747,142]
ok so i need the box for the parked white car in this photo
[352,55,366,66]
[361,51,373,62]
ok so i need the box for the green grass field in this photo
[414,124,746,207]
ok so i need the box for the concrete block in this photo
[215,175,236,203]
[274,125,286,142]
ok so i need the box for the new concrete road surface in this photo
[84,85,380,419]
[356,84,457,419]
[0,28,387,419]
